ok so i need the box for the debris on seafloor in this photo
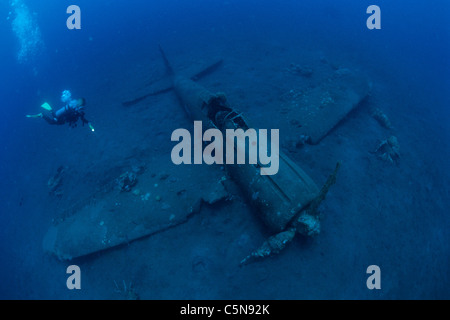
[283,134,311,152]
[114,280,139,300]
[320,90,335,108]
[240,162,341,266]
[371,107,393,129]
[373,136,400,163]
[116,171,137,192]
[285,63,313,77]
[280,89,304,103]
[48,166,65,197]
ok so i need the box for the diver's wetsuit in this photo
[42,105,89,128]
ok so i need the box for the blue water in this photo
[0,0,449,299]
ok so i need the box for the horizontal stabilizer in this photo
[122,77,174,107]
[122,59,223,107]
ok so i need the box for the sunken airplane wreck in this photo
[43,47,369,264]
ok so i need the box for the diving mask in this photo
[61,90,72,103]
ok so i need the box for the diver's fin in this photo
[26,113,43,118]
[41,102,52,111]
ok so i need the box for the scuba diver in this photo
[26,90,95,132]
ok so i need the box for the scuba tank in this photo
[55,99,84,118]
